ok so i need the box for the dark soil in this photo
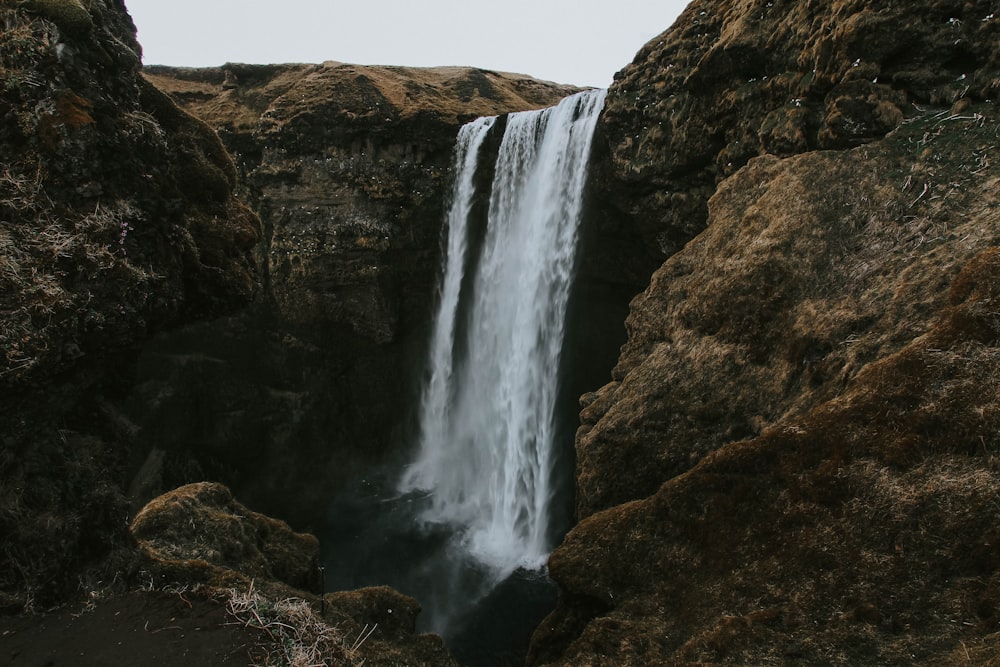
[0,591,269,666]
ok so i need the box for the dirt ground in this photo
[0,590,270,666]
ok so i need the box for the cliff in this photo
[6,0,1000,664]
[532,1,1000,665]
[145,61,579,342]
[0,0,258,611]
[130,63,578,525]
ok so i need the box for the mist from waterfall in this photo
[400,89,606,589]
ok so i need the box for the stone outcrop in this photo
[128,64,579,526]
[0,3,259,388]
[131,482,323,593]
[532,1,1000,664]
[594,0,1000,262]
[324,586,459,667]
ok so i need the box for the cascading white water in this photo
[400,89,606,580]
[414,114,497,468]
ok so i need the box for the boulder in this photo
[131,482,323,594]
[323,586,459,667]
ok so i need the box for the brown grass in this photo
[0,177,157,378]
[226,581,370,667]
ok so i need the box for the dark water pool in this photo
[321,471,558,666]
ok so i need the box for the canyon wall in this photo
[0,0,258,611]
[137,63,579,526]
[532,1,1000,664]
[7,0,1000,664]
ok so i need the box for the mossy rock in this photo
[131,482,324,594]
[23,0,93,37]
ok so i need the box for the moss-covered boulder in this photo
[131,482,323,594]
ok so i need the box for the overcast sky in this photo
[124,0,690,88]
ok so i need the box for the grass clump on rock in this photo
[228,581,373,667]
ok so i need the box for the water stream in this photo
[324,89,606,665]
[400,87,606,619]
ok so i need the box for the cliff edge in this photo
[0,0,258,611]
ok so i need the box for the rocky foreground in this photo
[3,0,1000,665]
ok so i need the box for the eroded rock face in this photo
[131,65,580,526]
[146,63,580,344]
[597,0,1000,260]
[533,1,1000,663]
[0,4,259,385]
[0,0,258,610]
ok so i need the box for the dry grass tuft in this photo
[226,582,372,667]
[0,181,157,378]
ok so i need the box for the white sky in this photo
[124,0,690,88]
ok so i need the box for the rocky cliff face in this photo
[533,1,1000,664]
[10,0,1000,663]
[132,64,579,526]
[0,0,258,611]
[145,63,579,344]
[596,0,999,263]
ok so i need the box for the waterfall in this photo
[400,89,606,582]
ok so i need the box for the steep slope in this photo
[533,1,1000,664]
